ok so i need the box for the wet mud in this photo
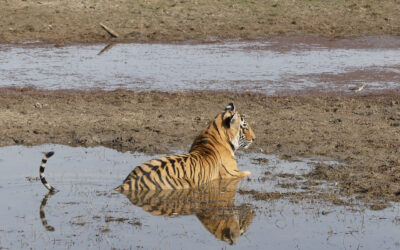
[0,88,399,204]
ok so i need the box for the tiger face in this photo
[239,116,255,149]
[222,106,241,150]
[224,103,255,151]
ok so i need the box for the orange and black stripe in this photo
[39,151,58,193]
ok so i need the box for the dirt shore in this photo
[1,88,399,204]
[1,0,400,44]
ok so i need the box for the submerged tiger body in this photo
[39,103,255,192]
[115,103,255,191]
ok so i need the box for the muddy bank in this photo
[0,88,399,203]
[1,0,400,44]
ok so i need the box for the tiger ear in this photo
[224,112,238,128]
[225,103,235,112]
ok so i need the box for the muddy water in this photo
[1,37,399,94]
[1,145,400,249]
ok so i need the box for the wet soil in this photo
[1,88,399,204]
[1,0,400,44]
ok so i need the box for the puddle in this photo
[1,145,400,249]
[0,38,399,95]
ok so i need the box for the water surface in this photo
[1,37,399,94]
[1,145,399,249]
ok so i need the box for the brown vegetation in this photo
[1,0,399,44]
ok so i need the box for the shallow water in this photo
[1,145,400,249]
[1,37,399,94]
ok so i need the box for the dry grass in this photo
[1,0,399,43]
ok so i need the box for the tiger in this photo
[115,102,255,191]
[39,102,255,192]
[120,178,254,244]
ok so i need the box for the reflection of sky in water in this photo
[0,145,400,249]
[0,42,399,94]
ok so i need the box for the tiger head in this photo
[223,103,255,151]
[239,114,255,149]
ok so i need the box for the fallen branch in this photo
[99,23,119,38]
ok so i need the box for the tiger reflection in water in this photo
[39,178,253,244]
[119,178,254,245]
